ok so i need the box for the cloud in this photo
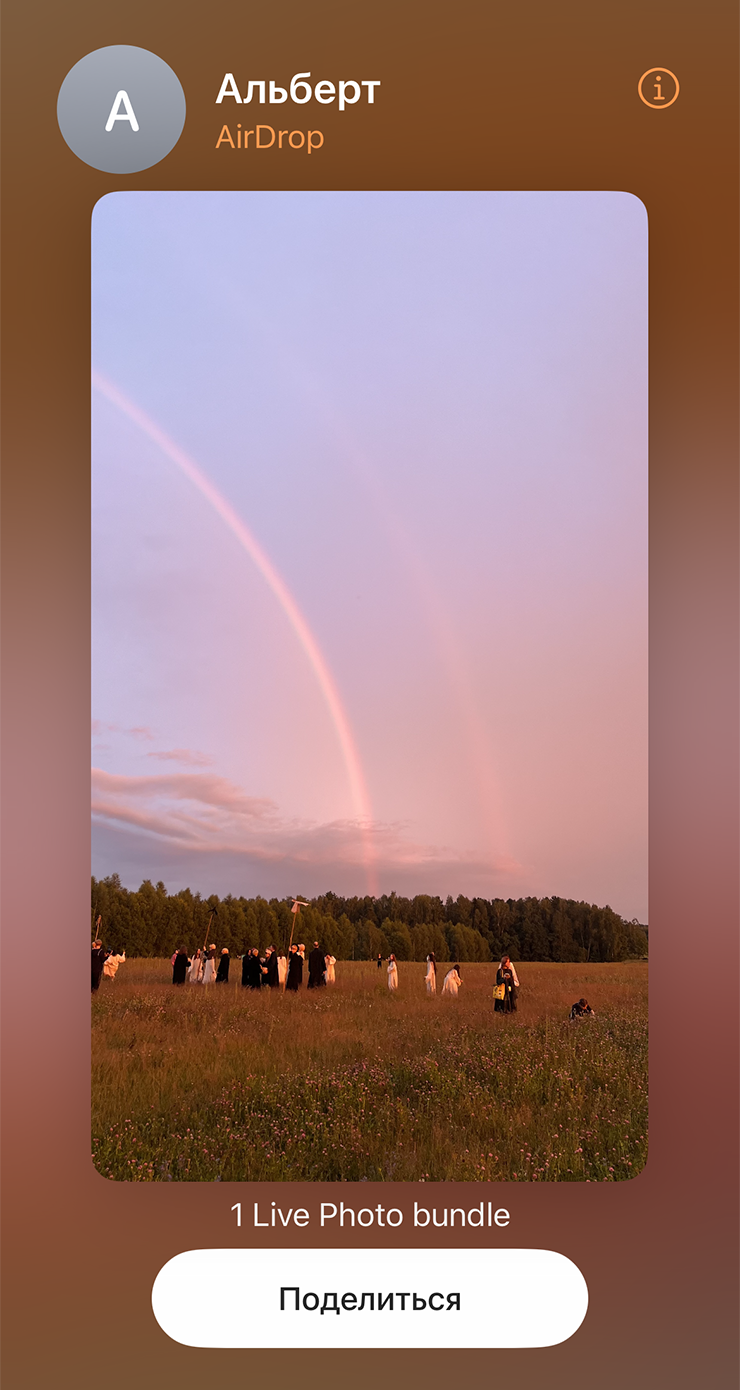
[146,748,215,767]
[92,768,279,849]
[91,767,522,896]
[92,720,157,741]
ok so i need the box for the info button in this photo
[152,1247,588,1348]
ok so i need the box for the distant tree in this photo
[445,923,490,963]
[367,924,390,960]
[382,918,413,960]
[410,894,445,925]
[90,880,647,962]
[335,913,356,959]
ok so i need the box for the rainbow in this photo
[92,371,378,895]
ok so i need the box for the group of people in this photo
[381,951,518,1006]
[94,937,594,1020]
[378,951,462,996]
[375,952,463,996]
[93,937,517,1007]
[420,953,463,996]
[91,940,125,991]
[170,941,338,991]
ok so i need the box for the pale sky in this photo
[92,191,647,919]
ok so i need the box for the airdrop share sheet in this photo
[1,3,738,1389]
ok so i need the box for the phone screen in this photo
[2,5,738,1386]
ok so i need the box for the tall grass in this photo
[92,960,647,1183]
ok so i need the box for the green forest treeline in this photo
[91,876,649,963]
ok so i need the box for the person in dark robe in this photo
[243,947,262,989]
[308,941,326,988]
[216,948,230,983]
[377,954,383,970]
[569,997,595,1020]
[494,956,518,1013]
[265,946,280,988]
[286,943,303,991]
[91,940,108,992]
[172,948,190,985]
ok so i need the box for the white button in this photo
[152,1247,588,1348]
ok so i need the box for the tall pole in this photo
[288,899,308,952]
[203,910,215,953]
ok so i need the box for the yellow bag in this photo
[493,984,506,1001]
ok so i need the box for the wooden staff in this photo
[203,909,216,953]
[288,898,309,952]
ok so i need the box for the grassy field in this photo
[92,959,647,1183]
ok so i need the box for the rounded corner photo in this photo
[91,190,648,1184]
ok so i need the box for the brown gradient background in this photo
[2,2,737,1386]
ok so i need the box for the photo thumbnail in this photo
[91,191,648,1182]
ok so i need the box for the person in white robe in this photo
[103,950,125,980]
[387,954,398,991]
[441,964,463,997]
[277,952,288,988]
[188,948,204,983]
[202,945,218,984]
[424,953,437,995]
[324,954,337,984]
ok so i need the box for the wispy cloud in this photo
[92,768,278,849]
[146,748,215,767]
[91,768,521,888]
[92,720,156,741]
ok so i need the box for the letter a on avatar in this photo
[105,90,139,132]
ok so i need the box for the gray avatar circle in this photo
[57,45,185,173]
